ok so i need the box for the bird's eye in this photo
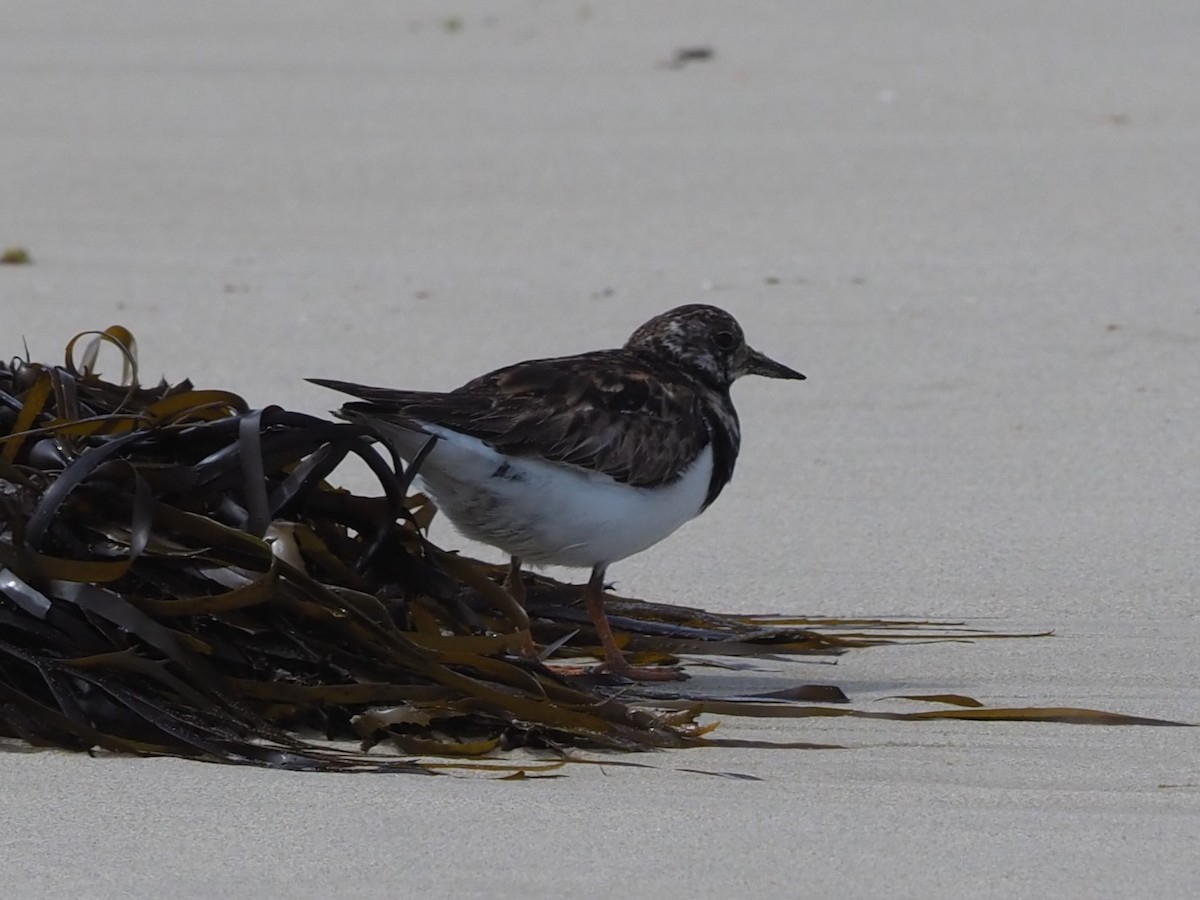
[712,331,736,351]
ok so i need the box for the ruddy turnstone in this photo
[310,304,804,680]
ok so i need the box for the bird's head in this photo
[624,304,805,389]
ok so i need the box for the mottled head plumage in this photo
[624,304,805,388]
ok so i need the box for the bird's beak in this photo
[742,346,806,381]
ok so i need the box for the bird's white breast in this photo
[406,423,714,568]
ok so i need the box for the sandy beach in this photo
[3,2,1198,897]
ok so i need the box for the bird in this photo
[310,303,805,680]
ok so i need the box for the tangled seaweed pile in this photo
[0,329,1184,774]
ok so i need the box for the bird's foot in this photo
[516,628,538,660]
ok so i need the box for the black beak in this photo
[742,347,806,381]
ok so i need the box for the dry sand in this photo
[2,2,1198,898]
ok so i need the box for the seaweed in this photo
[0,328,1188,775]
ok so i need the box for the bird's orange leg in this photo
[583,565,686,681]
[504,555,538,659]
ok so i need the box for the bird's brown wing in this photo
[309,351,714,488]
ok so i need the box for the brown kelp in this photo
[0,329,1185,774]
